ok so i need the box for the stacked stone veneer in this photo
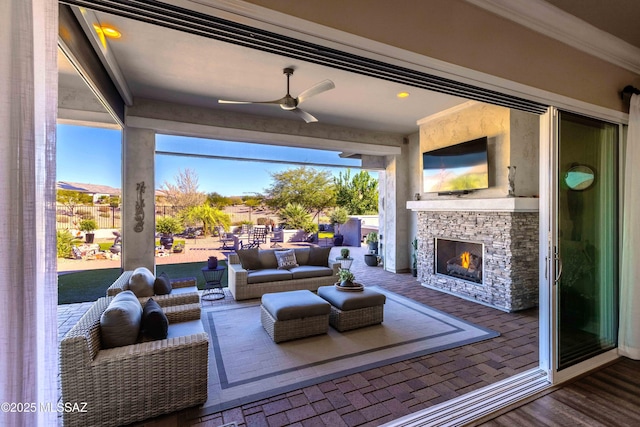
[417,211,538,312]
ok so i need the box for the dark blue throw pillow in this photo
[141,298,168,340]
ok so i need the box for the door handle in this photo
[554,248,563,284]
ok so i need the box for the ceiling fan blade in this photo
[297,79,335,104]
[218,97,285,105]
[292,108,318,123]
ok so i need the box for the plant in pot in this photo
[365,231,379,254]
[411,237,418,277]
[172,243,184,253]
[78,218,98,244]
[329,207,349,246]
[337,268,356,288]
[156,216,184,250]
[336,248,353,270]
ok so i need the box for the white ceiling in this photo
[58,1,640,134]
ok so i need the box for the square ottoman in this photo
[317,286,386,332]
[261,290,331,343]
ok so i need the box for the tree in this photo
[160,168,205,208]
[333,169,379,215]
[206,192,232,209]
[265,166,335,219]
[180,204,231,235]
[57,189,93,217]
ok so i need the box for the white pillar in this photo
[0,1,58,425]
[122,127,156,272]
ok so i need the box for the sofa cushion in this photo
[261,290,330,321]
[293,248,310,265]
[275,249,299,270]
[318,286,386,310]
[289,265,334,280]
[258,250,278,269]
[100,291,143,348]
[308,247,332,266]
[141,298,169,340]
[247,269,293,284]
[236,248,262,270]
[153,271,172,295]
[128,267,155,297]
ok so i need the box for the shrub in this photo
[156,216,184,235]
[79,218,97,232]
[257,217,269,225]
[57,230,77,258]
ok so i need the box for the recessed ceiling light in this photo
[100,25,122,39]
[93,24,121,39]
[396,91,410,99]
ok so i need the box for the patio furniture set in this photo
[60,267,207,427]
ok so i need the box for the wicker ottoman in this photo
[317,286,386,331]
[261,290,331,343]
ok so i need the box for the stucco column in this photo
[122,126,156,272]
[381,148,412,273]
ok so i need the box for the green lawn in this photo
[58,261,228,305]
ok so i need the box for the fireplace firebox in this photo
[435,238,484,284]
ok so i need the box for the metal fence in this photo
[56,204,281,230]
[56,205,122,230]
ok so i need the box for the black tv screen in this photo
[422,137,489,193]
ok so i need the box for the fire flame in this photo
[460,252,471,269]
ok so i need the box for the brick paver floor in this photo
[57,242,538,427]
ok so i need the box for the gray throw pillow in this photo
[236,248,262,270]
[141,298,168,340]
[128,266,155,297]
[154,271,172,295]
[308,247,332,266]
[275,249,299,270]
[100,291,143,349]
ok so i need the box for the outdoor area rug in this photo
[199,287,499,415]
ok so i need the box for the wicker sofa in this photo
[107,269,200,306]
[228,247,340,300]
[60,296,208,427]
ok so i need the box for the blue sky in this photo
[56,124,363,196]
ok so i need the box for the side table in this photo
[201,266,226,301]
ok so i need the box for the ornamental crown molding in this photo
[466,0,640,75]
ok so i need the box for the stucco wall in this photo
[417,102,539,199]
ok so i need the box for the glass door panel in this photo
[557,111,618,370]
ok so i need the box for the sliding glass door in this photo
[554,111,619,370]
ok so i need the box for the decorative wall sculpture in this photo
[134,181,145,232]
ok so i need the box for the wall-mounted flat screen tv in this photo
[422,137,489,193]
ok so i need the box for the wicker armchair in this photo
[60,297,208,427]
[107,270,200,306]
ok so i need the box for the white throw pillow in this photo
[100,291,143,348]
[128,267,155,297]
[275,249,299,270]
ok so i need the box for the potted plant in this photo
[330,207,349,246]
[364,252,378,267]
[411,237,418,277]
[365,231,379,254]
[172,243,184,253]
[156,216,184,249]
[336,248,353,270]
[79,218,98,244]
[337,268,356,288]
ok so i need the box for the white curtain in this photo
[620,94,640,359]
[0,1,58,426]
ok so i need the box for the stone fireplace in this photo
[407,198,539,312]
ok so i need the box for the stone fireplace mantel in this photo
[407,197,538,212]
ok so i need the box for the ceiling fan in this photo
[218,68,335,123]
